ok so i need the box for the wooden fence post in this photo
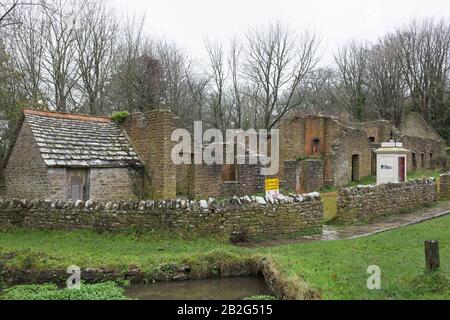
[424,240,440,272]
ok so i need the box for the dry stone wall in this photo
[336,178,438,224]
[0,194,323,241]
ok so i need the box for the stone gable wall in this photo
[0,194,323,241]
[336,178,437,224]
[122,110,178,200]
[4,121,51,199]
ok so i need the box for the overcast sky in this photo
[111,0,450,66]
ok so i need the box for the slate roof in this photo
[23,109,143,168]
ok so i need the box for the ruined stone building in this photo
[279,112,447,193]
[1,109,265,201]
[0,108,446,201]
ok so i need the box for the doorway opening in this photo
[412,152,417,171]
[398,157,406,182]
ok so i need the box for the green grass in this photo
[2,212,450,300]
[0,230,249,272]
[408,169,442,180]
[1,282,128,300]
[322,192,337,221]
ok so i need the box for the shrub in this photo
[111,111,130,124]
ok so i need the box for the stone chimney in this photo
[121,110,179,200]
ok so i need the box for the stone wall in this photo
[331,127,372,186]
[284,159,324,193]
[188,163,223,199]
[439,173,450,199]
[402,135,446,171]
[0,193,323,241]
[299,159,324,193]
[336,179,438,224]
[89,168,138,201]
[4,121,51,199]
[279,117,305,181]
[122,110,179,200]
[46,168,67,200]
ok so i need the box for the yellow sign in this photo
[265,178,279,192]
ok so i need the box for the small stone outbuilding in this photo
[2,109,145,201]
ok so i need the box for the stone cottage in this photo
[2,109,145,201]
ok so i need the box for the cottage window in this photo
[369,137,376,143]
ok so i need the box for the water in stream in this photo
[124,277,270,300]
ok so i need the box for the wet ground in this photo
[124,277,270,300]
[242,201,450,247]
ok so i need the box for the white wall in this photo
[376,154,407,185]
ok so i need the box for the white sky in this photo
[111,0,450,66]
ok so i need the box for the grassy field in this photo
[267,214,450,299]
[1,212,450,300]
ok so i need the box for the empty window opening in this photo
[369,137,376,143]
[312,138,320,154]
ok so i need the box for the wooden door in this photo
[68,169,89,201]
[398,157,406,182]
[70,176,83,201]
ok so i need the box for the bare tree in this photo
[40,0,82,111]
[367,37,406,126]
[334,41,369,121]
[183,62,209,126]
[155,41,190,115]
[243,22,320,129]
[204,38,231,131]
[228,37,244,128]
[294,67,345,116]
[106,14,150,112]
[394,18,450,122]
[75,0,118,115]
[7,2,46,103]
